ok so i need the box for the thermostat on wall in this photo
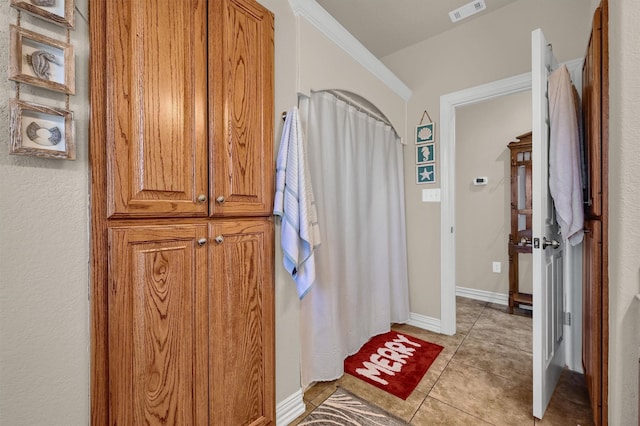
[473,177,488,185]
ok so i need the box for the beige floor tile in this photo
[454,335,533,385]
[535,369,595,426]
[456,297,487,334]
[468,304,533,353]
[295,299,592,426]
[552,369,593,408]
[429,360,535,426]
[410,396,493,425]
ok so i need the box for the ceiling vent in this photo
[448,0,487,23]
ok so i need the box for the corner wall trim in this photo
[287,0,412,101]
[406,312,441,333]
[276,388,306,426]
[456,286,509,305]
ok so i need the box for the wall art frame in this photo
[416,164,436,184]
[10,99,76,160]
[416,122,435,144]
[416,143,435,164]
[9,25,75,95]
[10,0,75,29]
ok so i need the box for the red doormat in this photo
[344,331,444,400]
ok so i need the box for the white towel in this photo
[548,65,584,246]
[273,107,321,298]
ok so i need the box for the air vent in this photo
[449,0,487,23]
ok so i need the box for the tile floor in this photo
[290,297,594,426]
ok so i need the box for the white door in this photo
[531,28,565,419]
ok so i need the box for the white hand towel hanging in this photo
[273,106,321,298]
[548,64,584,245]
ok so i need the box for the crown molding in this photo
[288,0,412,101]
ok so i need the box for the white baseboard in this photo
[406,312,441,333]
[456,286,508,305]
[276,388,306,426]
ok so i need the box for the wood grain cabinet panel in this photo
[108,225,209,425]
[106,0,209,218]
[209,219,275,425]
[210,0,274,216]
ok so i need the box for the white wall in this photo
[0,1,90,424]
[608,0,640,423]
[383,0,592,319]
[455,91,532,296]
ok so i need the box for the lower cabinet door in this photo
[209,219,275,425]
[108,224,209,425]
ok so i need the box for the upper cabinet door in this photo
[106,0,208,218]
[210,0,274,216]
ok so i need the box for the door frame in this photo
[439,60,583,338]
[439,72,532,336]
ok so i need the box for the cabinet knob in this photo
[197,238,207,247]
[197,194,207,203]
[216,196,225,204]
[214,235,224,244]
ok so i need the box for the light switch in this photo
[422,188,441,202]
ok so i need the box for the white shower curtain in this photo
[299,91,410,388]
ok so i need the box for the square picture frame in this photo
[10,99,76,160]
[416,122,435,144]
[416,164,436,184]
[10,0,75,29]
[9,25,75,95]
[416,143,435,164]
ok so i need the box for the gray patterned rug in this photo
[298,388,409,425]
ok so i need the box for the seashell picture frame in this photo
[9,25,75,95]
[9,99,75,160]
[10,0,75,29]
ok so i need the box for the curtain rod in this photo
[282,90,397,136]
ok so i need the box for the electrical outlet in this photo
[492,262,501,273]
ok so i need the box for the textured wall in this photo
[0,1,90,424]
[608,0,640,423]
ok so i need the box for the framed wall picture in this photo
[10,0,75,29]
[416,122,434,144]
[416,164,436,184]
[10,99,75,160]
[416,143,435,164]
[9,25,75,95]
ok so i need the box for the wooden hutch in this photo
[507,132,533,313]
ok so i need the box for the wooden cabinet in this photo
[582,2,608,424]
[90,0,275,424]
[106,0,273,219]
[507,132,533,313]
[108,221,274,425]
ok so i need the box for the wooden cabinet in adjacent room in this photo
[507,132,533,313]
[90,0,275,424]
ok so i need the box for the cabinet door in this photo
[108,225,208,425]
[582,7,602,219]
[582,219,603,423]
[210,0,274,216]
[106,0,208,218]
[209,219,275,425]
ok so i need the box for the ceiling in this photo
[316,0,520,58]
